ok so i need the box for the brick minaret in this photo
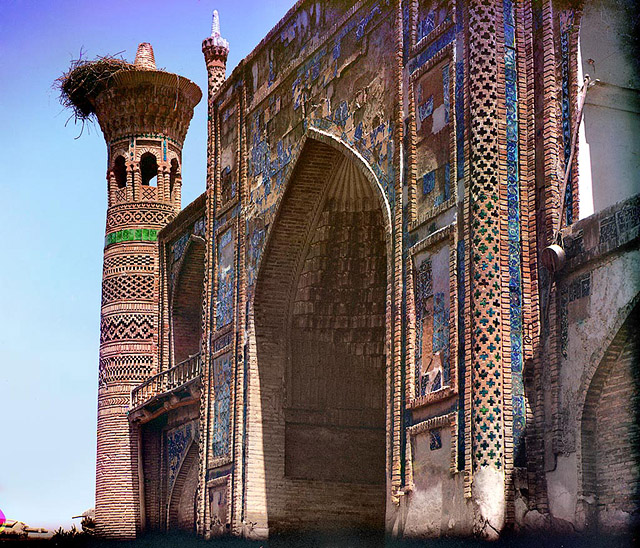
[202,9,230,186]
[198,10,229,535]
[202,10,230,112]
[94,43,201,538]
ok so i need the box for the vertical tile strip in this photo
[503,0,525,469]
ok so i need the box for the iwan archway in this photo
[252,131,393,535]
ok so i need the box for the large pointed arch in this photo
[249,130,393,535]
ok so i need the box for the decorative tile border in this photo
[105,228,158,247]
[502,0,525,469]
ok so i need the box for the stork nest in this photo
[56,54,135,123]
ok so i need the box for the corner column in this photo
[466,0,506,537]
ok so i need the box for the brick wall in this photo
[595,344,640,517]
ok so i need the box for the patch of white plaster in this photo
[431,104,447,134]
[546,453,578,524]
[472,466,505,538]
[403,481,443,537]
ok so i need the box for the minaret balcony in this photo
[128,353,202,422]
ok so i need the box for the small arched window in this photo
[140,152,158,186]
[170,158,179,197]
[113,156,127,188]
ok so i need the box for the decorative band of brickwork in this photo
[105,228,159,247]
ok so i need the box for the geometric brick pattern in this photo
[103,254,154,275]
[99,314,155,343]
[101,274,155,305]
[98,355,154,385]
[76,3,640,541]
[106,205,174,231]
[198,20,230,534]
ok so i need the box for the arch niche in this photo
[168,440,200,531]
[171,236,206,365]
[580,300,640,532]
[253,131,393,534]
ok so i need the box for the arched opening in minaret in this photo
[113,155,127,188]
[253,136,390,534]
[172,237,205,365]
[170,158,179,199]
[141,152,158,186]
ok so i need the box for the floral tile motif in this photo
[212,352,232,459]
[167,421,198,495]
[216,229,235,328]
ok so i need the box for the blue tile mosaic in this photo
[167,421,197,494]
[442,64,451,124]
[455,61,465,181]
[423,170,436,195]
[172,233,190,264]
[560,14,574,225]
[216,228,235,328]
[408,26,456,74]
[418,96,434,122]
[430,428,443,451]
[417,11,435,42]
[503,0,525,466]
[415,259,432,398]
[212,353,232,459]
[444,162,451,201]
[433,291,450,383]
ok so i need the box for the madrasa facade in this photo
[65,0,639,540]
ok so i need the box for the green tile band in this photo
[105,228,158,247]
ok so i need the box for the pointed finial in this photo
[206,9,229,50]
[212,10,221,37]
[134,42,156,70]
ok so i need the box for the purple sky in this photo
[0,0,293,531]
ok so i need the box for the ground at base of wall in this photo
[4,530,638,548]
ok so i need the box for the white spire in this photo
[211,9,221,37]
[208,9,229,50]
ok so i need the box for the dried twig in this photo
[55,52,134,124]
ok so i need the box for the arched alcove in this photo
[172,237,206,365]
[581,301,640,532]
[253,134,391,534]
[113,155,127,188]
[168,441,199,532]
[170,158,179,198]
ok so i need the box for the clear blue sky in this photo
[0,0,293,531]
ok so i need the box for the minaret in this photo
[94,43,201,538]
[202,9,230,190]
[202,10,230,106]
[198,11,229,536]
